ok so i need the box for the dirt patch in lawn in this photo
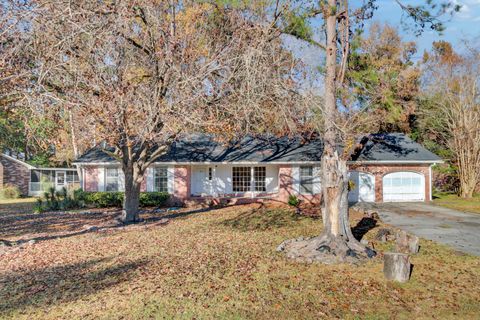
[0,203,479,319]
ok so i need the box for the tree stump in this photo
[395,230,409,252]
[408,235,420,254]
[395,230,420,253]
[383,252,411,283]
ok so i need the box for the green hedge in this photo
[75,190,170,208]
[139,192,170,207]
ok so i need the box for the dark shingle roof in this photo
[351,133,442,162]
[74,133,441,164]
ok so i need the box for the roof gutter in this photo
[73,159,444,166]
[347,160,444,165]
[73,161,323,166]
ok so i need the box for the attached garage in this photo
[383,171,425,202]
[348,171,375,203]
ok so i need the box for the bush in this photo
[0,184,21,199]
[139,192,170,207]
[287,194,300,207]
[37,186,82,212]
[75,190,170,208]
[79,191,124,208]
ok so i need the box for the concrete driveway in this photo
[361,202,480,256]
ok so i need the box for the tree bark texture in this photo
[120,160,144,223]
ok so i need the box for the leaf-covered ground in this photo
[0,203,479,319]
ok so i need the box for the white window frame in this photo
[105,167,119,192]
[232,166,267,193]
[232,166,251,192]
[154,167,169,193]
[299,166,314,194]
[253,166,266,192]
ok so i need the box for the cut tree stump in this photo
[395,230,409,252]
[383,252,411,283]
[395,230,420,253]
[408,235,420,254]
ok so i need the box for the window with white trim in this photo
[254,167,266,192]
[232,166,267,192]
[300,166,314,194]
[106,168,119,192]
[154,167,168,192]
[232,167,251,192]
[66,171,80,183]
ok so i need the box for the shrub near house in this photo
[75,190,170,208]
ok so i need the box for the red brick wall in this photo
[348,164,431,202]
[174,166,191,200]
[277,165,321,204]
[0,155,30,196]
[140,172,147,192]
[278,165,293,202]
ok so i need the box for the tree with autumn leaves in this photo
[13,0,310,222]
[418,41,480,198]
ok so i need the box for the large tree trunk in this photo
[68,109,79,159]
[277,0,374,263]
[120,162,143,223]
[458,164,477,198]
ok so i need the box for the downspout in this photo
[429,164,433,201]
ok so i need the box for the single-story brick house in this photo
[73,133,442,204]
[0,153,80,197]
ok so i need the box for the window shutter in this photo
[167,166,174,194]
[291,166,300,194]
[97,167,105,192]
[146,167,154,192]
[118,169,125,191]
[313,166,321,194]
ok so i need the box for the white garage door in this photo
[348,171,375,203]
[383,172,425,202]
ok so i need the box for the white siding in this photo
[118,170,125,191]
[146,167,154,192]
[167,166,174,193]
[291,166,300,194]
[313,166,321,194]
[97,167,105,191]
[265,165,279,193]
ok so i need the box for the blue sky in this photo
[284,0,480,92]
[373,0,480,56]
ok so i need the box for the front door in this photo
[192,166,212,195]
[56,171,66,190]
[348,171,375,203]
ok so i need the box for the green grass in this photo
[0,204,479,319]
[0,197,37,205]
[433,192,480,214]
[0,197,37,216]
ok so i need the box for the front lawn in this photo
[0,197,37,216]
[433,192,480,214]
[0,204,479,319]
